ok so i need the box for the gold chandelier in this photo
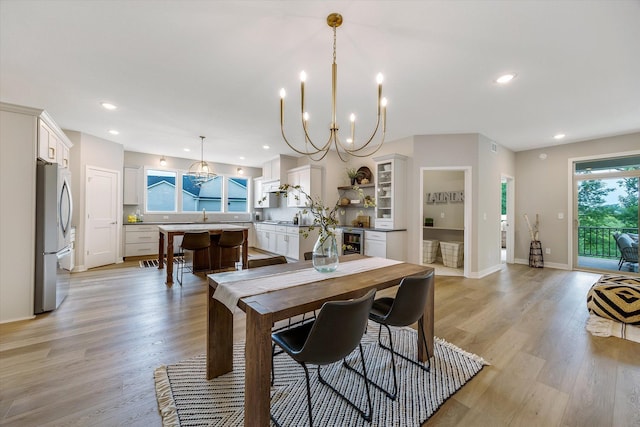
[279,13,387,162]
[186,136,216,186]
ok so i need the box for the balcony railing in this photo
[578,226,638,258]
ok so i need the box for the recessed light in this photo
[101,102,117,110]
[495,73,516,84]
[263,145,270,150]
[108,129,119,135]
[239,156,245,160]
[184,148,191,152]
[553,133,566,140]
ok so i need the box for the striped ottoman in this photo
[586,274,640,325]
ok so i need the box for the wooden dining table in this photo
[157,223,249,286]
[206,254,434,426]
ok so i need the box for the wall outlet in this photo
[545,248,551,254]
[163,215,169,220]
[440,212,445,218]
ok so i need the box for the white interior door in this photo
[85,167,119,269]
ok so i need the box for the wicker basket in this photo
[422,240,439,264]
[441,241,464,268]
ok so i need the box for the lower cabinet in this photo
[364,230,407,261]
[124,225,159,258]
[254,223,316,260]
[255,223,276,253]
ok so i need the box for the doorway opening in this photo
[419,167,471,277]
[501,175,515,265]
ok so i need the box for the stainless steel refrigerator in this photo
[35,162,73,313]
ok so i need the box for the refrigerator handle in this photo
[56,247,73,259]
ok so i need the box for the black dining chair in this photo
[271,289,376,427]
[216,230,245,272]
[345,271,434,400]
[177,231,211,286]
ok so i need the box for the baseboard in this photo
[514,258,569,270]
[0,314,35,324]
[73,264,87,272]
[468,264,503,278]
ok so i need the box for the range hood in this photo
[263,179,284,193]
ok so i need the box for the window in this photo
[227,177,248,212]
[145,169,249,214]
[146,169,177,212]
[182,175,223,212]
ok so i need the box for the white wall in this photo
[514,132,640,268]
[66,131,124,270]
[0,110,37,323]
[123,150,261,223]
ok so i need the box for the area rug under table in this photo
[155,326,488,426]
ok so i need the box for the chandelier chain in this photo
[333,24,337,64]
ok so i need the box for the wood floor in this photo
[1,262,638,426]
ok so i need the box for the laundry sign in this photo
[426,191,464,204]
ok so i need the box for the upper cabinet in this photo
[38,118,71,168]
[286,165,323,207]
[253,177,264,208]
[374,153,407,230]
[262,155,297,183]
[123,166,142,205]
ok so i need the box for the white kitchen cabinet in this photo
[253,177,264,208]
[373,153,407,230]
[286,232,300,259]
[58,142,69,168]
[123,166,142,205]
[261,155,297,182]
[38,120,71,167]
[275,225,289,256]
[255,223,276,253]
[274,226,304,260]
[124,224,159,258]
[286,165,323,208]
[255,224,316,260]
[364,230,407,261]
[38,121,57,163]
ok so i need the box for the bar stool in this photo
[177,231,211,286]
[216,230,245,272]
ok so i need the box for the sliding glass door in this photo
[573,156,639,273]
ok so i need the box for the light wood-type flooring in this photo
[1,261,638,426]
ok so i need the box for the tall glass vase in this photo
[312,228,339,273]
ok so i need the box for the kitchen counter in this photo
[255,221,312,228]
[125,220,249,225]
[157,223,249,286]
[339,226,407,232]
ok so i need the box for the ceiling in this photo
[1,1,639,168]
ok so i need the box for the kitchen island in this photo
[158,224,249,286]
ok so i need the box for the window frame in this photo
[144,167,250,214]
